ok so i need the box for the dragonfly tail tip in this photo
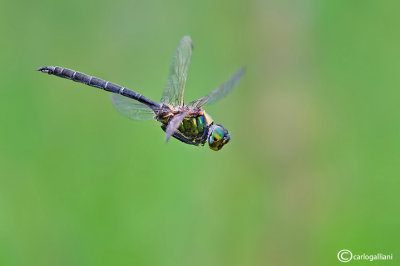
[37,66,54,74]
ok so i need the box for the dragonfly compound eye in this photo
[208,125,230,151]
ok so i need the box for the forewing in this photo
[111,93,155,121]
[165,112,188,142]
[188,67,245,108]
[160,36,193,106]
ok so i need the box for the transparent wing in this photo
[160,36,193,106]
[188,67,245,108]
[165,112,187,142]
[111,93,155,121]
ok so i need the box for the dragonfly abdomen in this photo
[38,66,160,110]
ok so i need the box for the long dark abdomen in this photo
[38,66,160,110]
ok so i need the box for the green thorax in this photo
[159,111,213,145]
[178,114,211,137]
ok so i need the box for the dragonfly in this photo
[38,36,244,151]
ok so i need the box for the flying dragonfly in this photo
[38,36,244,151]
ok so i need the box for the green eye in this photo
[213,126,224,137]
[212,129,223,142]
[208,125,230,151]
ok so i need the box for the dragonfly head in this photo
[208,124,230,151]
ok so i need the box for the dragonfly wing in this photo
[160,36,193,106]
[188,67,245,108]
[111,93,155,121]
[165,112,187,142]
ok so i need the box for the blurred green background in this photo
[0,0,399,265]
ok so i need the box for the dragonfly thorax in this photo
[158,109,214,146]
